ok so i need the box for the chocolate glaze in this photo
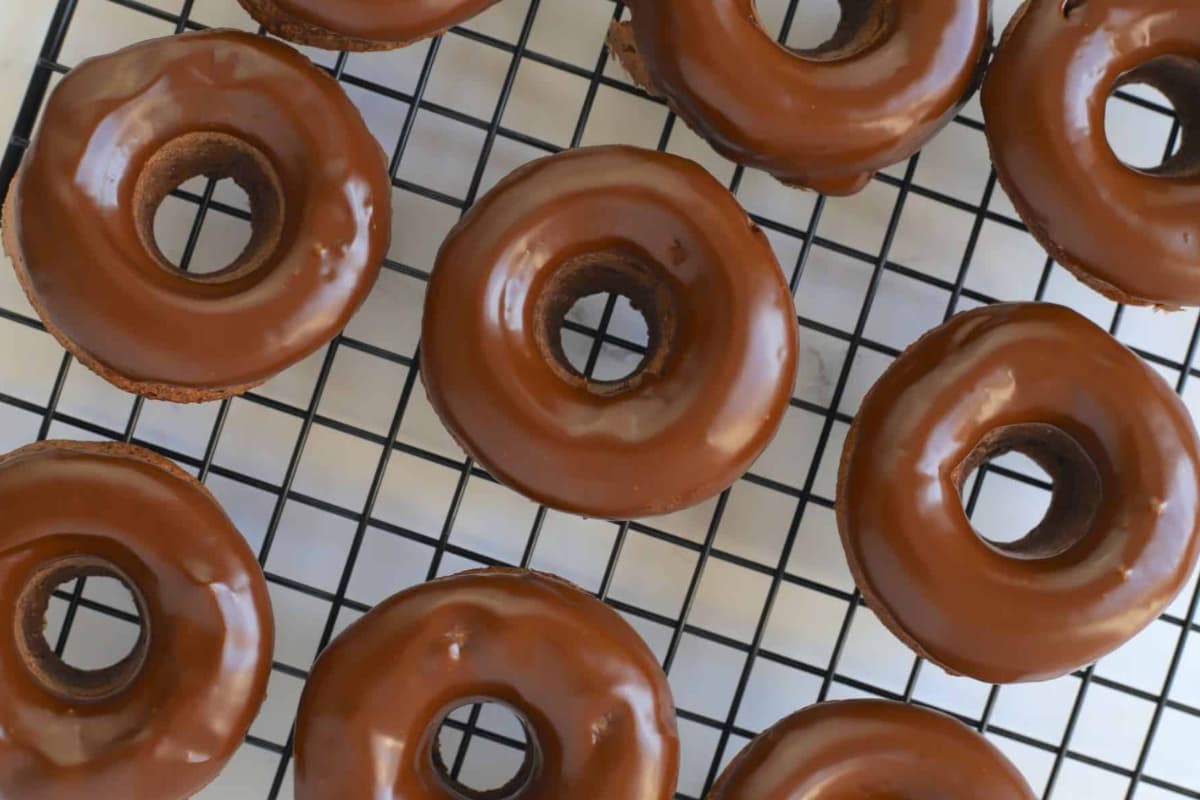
[294,568,679,800]
[422,146,799,519]
[3,30,390,400]
[614,0,991,195]
[240,0,502,49]
[0,440,273,799]
[838,303,1200,683]
[983,0,1200,308]
[710,700,1034,799]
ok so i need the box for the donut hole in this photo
[134,131,285,283]
[433,701,536,800]
[1106,55,1200,177]
[535,251,677,396]
[770,0,841,51]
[14,556,150,702]
[962,452,1053,546]
[765,0,894,62]
[560,292,651,382]
[953,424,1102,560]
[152,178,254,276]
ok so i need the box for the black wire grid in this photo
[1,0,1199,798]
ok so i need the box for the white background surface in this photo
[1,1,1200,798]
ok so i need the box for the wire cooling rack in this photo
[2,0,1200,798]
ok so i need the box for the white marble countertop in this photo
[0,2,55,145]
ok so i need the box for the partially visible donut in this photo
[237,0,502,50]
[983,0,1200,308]
[710,700,1034,799]
[838,303,1200,683]
[610,0,991,195]
[0,440,273,799]
[294,568,679,800]
[2,30,391,402]
[422,146,798,519]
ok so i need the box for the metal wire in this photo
[1,1,1199,798]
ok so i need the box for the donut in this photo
[1,30,391,402]
[983,0,1200,308]
[294,568,679,800]
[0,440,273,798]
[710,700,1034,798]
[422,146,799,519]
[608,0,991,195]
[237,0,501,51]
[838,302,1200,683]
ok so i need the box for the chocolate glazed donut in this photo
[422,146,799,519]
[609,0,991,195]
[0,440,274,799]
[984,0,1200,308]
[294,568,679,800]
[237,0,502,50]
[710,700,1034,799]
[2,30,391,402]
[838,303,1200,683]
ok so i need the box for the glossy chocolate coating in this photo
[0,440,274,799]
[294,568,679,800]
[422,146,799,519]
[710,700,1034,799]
[260,0,501,46]
[619,0,990,195]
[838,303,1200,683]
[4,30,390,399]
[983,0,1200,308]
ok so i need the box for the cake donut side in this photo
[710,700,1034,799]
[0,440,274,799]
[2,30,391,401]
[237,0,503,51]
[294,568,679,800]
[421,146,799,519]
[983,0,1200,308]
[837,303,1200,683]
[609,0,991,195]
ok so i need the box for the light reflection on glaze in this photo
[621,0,990,194]
[838,303,1200,683]
[983,0,1200,307]
[0,441,273,799]
[294,568,679,800]
[710,701,1034,799]
[10,30,390,390]
[422,146,799,519]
